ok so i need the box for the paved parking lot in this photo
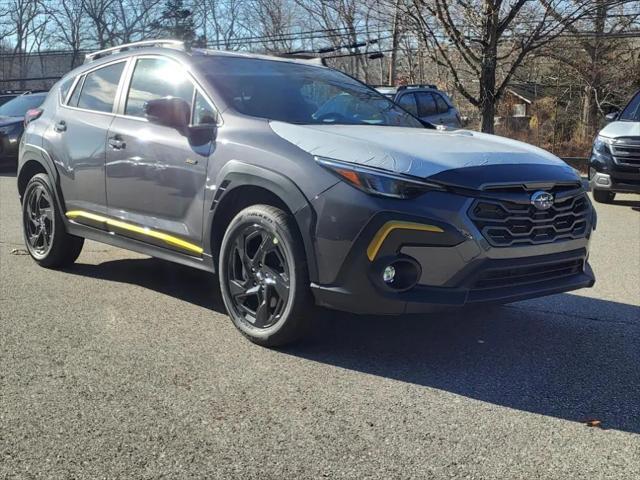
[1,171,639,479]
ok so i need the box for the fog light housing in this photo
[383,265,396,283]
[374,257,421,292]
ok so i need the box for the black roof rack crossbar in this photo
[397,84,438,91]
[84,39,185,63]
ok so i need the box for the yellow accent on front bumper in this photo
[65,210,204,255]
[366,221,444,261]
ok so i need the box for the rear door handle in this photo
[54,121,66,132]
[108,136,125,150]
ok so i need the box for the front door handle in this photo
[54,121,66,132]
[108,136,126,150]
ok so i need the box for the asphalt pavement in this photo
[1,171,639,479]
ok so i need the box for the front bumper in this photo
[590,153,640,194]
[589,170,640,194]
[312,248,594,314]
[310,182,595,315]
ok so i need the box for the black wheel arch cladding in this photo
[207,160,319,282]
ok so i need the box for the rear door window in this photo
[397,93,418,116]
[416,92,438,117]
[125,57,194,118]
[76,62,125,113]
[434,94,449,114]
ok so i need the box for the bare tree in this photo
[5,0,47,87]
[294,0,375,80]
[45,0,87,68]
[197,0,244,50]
[540,0,640,139]
[82,0,117,47]
[113,0,165,43]
[401,0,604,133]
[246,0,298,53]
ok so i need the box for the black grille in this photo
[469,193,589,247]
[611,137,640,167]
[473,258,584,290]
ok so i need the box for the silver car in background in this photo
[375,84,462,128]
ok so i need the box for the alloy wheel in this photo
[24,184,55,258]
[226,225,290,329]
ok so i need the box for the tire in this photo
[218,205,313,347]
[22,173,84,268]
[593,189,615,204]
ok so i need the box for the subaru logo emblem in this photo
[530,191,554,210]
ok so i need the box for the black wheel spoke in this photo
[26,198,35,219]
[234,236,252,276]
[264,266,289,303]
[252,233,273,266]
[254,290,271,327]
[33,188,42,211]
[41,230,50,249]
[228,279,247,298]
[41,207,54,222]
[29,232,40,245]
[225,223,291,330]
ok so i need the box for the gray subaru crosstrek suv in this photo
[18,40,595,346]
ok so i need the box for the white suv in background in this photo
[589,90,640,203]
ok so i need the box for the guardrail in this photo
[561,157,589,172]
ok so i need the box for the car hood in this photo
[0,116,23,127]
[598,120,640,138]
[270,122,572,182]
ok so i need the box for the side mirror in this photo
[145,97,190,131]
[605,110,619,123]
[188,124,217,146]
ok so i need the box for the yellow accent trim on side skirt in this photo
[366,221,444,261]
[65,210,204,255]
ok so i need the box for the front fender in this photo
[205,160,318,282]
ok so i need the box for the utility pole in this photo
[388,0,400,85]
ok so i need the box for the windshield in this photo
[619,91,640,122]
[198,56,424,127]
[0,95,45,117]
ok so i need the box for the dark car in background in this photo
[375,84,462,128]
[0,92,48,168]
[589,89,640,203]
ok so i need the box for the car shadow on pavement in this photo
[67,257,640,434]
[611,197,640,212]
[0,168,17,177]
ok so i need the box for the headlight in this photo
[315,156,445,199]
[592,135,612,158]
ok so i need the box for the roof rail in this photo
[272,53,326,66]
[84,39,185,63]
[397,84,438,91]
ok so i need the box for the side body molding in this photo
[205,160,318,282]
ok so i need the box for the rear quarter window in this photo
[59,77,74,103]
